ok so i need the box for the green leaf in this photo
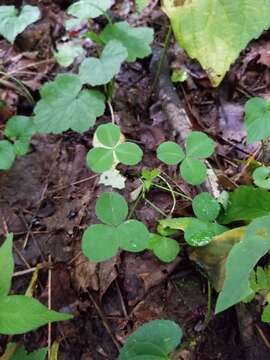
[34,74,105,134]
[216,215,270,313]
[186,132,214,158]
[192,192,220,222]
[0,234,13,297]
[180,158,207,185]
[96,123,121,147]
[253,166,270,189]
[262,303,270,323]
[86,147,114,173]
[79,40,128,86]
[163,0,270,86]
[100,21,154,62]
[171,69,188,83]
[4,116,35,155]
[117,220,149,252]
[149,234,180,263]
[54,42,85,67]
[95,192,128,226]
[136,0,150,12]
[0,140,15,170]
[82,224,118,262]
[0,5,40,44]
[219,186,270,224]
[0,295,72,335]
[184,219,227,247]
[118,320,182,360]
[156,141,185,165]
[67,0,112,20]
[244,97,270,144]
[115,142,143,165]
[11,345,47,360]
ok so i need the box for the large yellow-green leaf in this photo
[162,0,270,86]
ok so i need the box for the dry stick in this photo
[48,255,52,359]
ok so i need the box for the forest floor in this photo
[0,1,270,359]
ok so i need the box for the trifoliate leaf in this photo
[98,169,126,189]
[0,234,13,297]
[163,0,270,86]
[100,21,154,62]
[253,166,270,189]
[186,131,214,158]
[95,192,128,226]
[117,220,149,252]
[157,141,185,165]
[0,140,15,170]
[0,295,72,335]
[79,40,128,86]
[96,123,121,147]
[192,192,220,222]
[86,147,114,173]
[67,0,112,20]
[244,97,270,144]
[54,42,85,67]
[82,224,118,262]
[149,234,180,263]
[115,142,143,165]
[216,215,270,313]
[34,74,105,133]
[4,116,35,155]
[180,158,207,185]
[0,5,40,44]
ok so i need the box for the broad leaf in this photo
[86,147,114,173]
[253,166,270,189]
[115,142,143,165]
[219,186,270,224]
[163,0,270,86]
[180,158,207,185]
[68,0,112,20]
[0,234,14,297]
[54,42,85,67]
[216,215,270,313]
[4,116,35,155]
[244,97,270,143]
[118,320,182,360]
[149,234,180,263]
[82,224,118,262]
[262,304,270,322]
[186,132,214,158]
[157,141,185,165]
[0,295,72,335]
[117,220,149,252]
[100,21,154,62]
[0,140,15,170]
[0,5,40,44]
[34,74,105,133]
[192,192,220,222]
[95,192,128,226]
[11,345,47,360]
[96,123,121,147]
[79,40,128,86]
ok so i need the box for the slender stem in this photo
[145,198,167,217]
[204,280,212,327]
[0,71,34,105]
[154,184,191,201]
[158,174,176,216]
[128,191,143,219]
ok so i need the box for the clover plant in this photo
[0,234,72,335]
[86,123,143,173]
[148,233,181,263]
[118,319,183,360]
[157,131,215,185]
[252,166,270,189]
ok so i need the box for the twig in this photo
[48,255,52,359]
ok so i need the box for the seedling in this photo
[0,5,40,43]
[157,131,215,185]
[118,319,183,360]
[86,123,143,173]
[0,234,72,335]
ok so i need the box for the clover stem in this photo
[204,280,212,327]
[107,100,115,123]
[145,198,167,218]
[128,192,143,219]
[157,174,176,216]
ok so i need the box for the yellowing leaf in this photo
[162,0,270,86]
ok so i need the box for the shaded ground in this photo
[0,1,270,359]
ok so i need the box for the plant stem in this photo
[204,280,212,327]
[145,198,167,217]
[158,174,176,216]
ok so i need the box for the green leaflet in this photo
[192,192,220,222]
[148,234,180,263]
[163,0,270,86]
[79,40,128,86]
[219,186,270,224]
[0,234,14,297]
[0,295,72,335]
[0,140,15,170]
[0,5,40,44]
[252,166,270,189]
[100,21,154,62]
[54,41,85,67]
[215,215,270,313]
[10,344,47,360]
[118,320,182,360]
[34,74,105,133]
[67,0,112,21]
